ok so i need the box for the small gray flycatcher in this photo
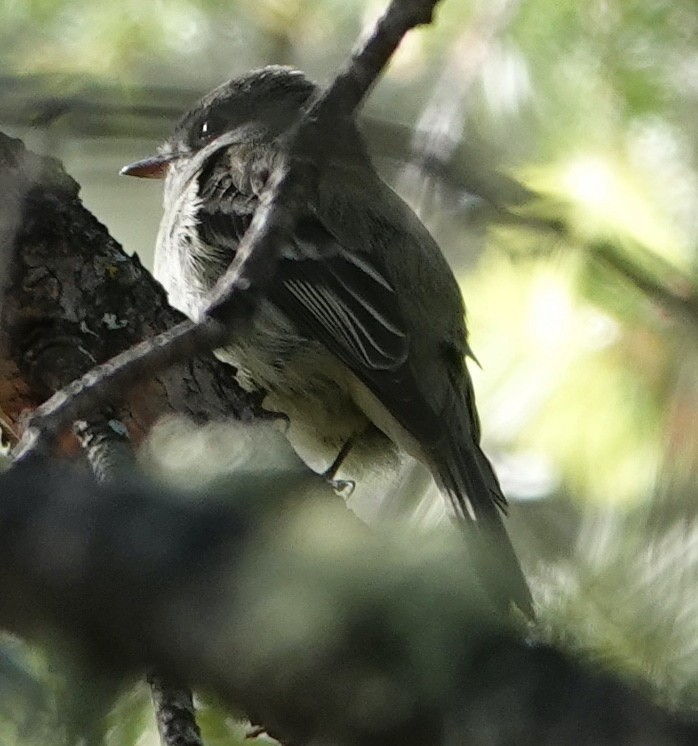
[122,66,532,616]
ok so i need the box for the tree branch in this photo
[147,672,204,746]
[0,132,264,457]
[72,417,205,746]
[308,0,440,121]
[0,461,692,745]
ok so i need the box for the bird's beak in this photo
[119,154,173,179]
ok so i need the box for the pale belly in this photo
[213,298,380,473]
[156,233,404,475]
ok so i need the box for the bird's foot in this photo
[328,477,355,498]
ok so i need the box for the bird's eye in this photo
[200,121,210,137]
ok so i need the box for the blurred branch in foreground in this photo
[0,457,695,746]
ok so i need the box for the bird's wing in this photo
[196,179,532,613]
[196,192,446,447]
[196,152,411,378]
[277,219,409,373]
[273,226,455,450]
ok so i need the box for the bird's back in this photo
[313,161,469,423]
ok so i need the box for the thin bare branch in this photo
[308,0,441,121]
[12,319,226,460]
[12,0,445,458]
[147,672,204,746]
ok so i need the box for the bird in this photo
[121,65,533,616]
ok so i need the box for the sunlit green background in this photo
[2,0,698,743]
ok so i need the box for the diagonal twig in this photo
[12,0,444,460]
[13,320,225,460]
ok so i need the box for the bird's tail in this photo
[429,377,533,618]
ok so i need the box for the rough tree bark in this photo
[0,131,261,449]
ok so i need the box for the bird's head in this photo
[120,66,318,179]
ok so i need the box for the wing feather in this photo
[196,168,410,375]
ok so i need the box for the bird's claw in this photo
[328,478,355,498]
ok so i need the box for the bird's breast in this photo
[154,174,370,467]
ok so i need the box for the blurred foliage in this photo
[0,637,253,746]
[2,0,698,742]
